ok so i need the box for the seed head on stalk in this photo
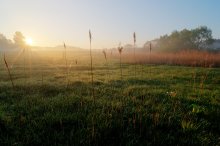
[89,29,94,100]
[118,43,123,80]
[102,49,107,60]
[63,42,68,86]
[133,32,136,78]
[118,42,123,54]
[3,53,14,89]
[133,32,136,44]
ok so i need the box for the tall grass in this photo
[63,42,69,87]
[103,49,107,61]
[63,42,67,68]
[23,48,26,83]
[102,49,109,81]
[24,46,32,84]
[89,30,96,141]
[149,42,152,77]
[133,32,136,78]
[3,53,14,89]
[118,43,123,80]
[89,30,94,101]
[27,46,32,81]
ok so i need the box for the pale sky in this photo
[1,0,220,49]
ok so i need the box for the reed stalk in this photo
[4,53,14,89]
[149,42,152,79]
[89,30,94,101]
[23,48,26,83]
[118,43,123,80]
[133,32,136,78]
[102,49,110,81]
[64,42,69,87]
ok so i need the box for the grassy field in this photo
[0,50,220,145]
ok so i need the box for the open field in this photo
[0,51,220,145]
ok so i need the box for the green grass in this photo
[0,54,220,145]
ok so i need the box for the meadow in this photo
[0,50,220,145]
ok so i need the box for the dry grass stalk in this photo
[102,50,107,60]
[192,62,197,93]
[89,30,96,141]
[23,48,26,83]
[64,42,69,87]
[149,42,152,61]
[23,45,32,84]
[118,43,123,80]
[4,53,15,89]
[41,73,44,85]
[102,49,110,81]
[64,42,67,67]
[133,32,136,78]
[200,73,207,95]
[28,47,32,80]
[149,42,152,78]
[89,30,94,101]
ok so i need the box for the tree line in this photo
[0,26,216,52]
[144,26,214,52]
[0,31,26,50]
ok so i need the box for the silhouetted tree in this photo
[13,31,26,49]
[146,26,213,52]
[191,26,213,49]
[0,34,14,50]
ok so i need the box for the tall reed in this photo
[89,30,94,101]
[3,53,14,89]
[102,49,109,81]
[118,43,123,80]
[133,32,136,78]
[89,30,96,142]
[103,49,107,61]
[192,62,197,93]
[28,47,32,81]
[64,42,67,68]
[23,48,26,83]
[149,42,152,78]
[64,42,69,86]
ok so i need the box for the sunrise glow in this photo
[25,38,33,46]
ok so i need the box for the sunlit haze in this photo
[25,38,33,46]
[1,0,220,49]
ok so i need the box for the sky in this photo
[1,0,220,49]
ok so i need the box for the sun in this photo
[25,38,33,46]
